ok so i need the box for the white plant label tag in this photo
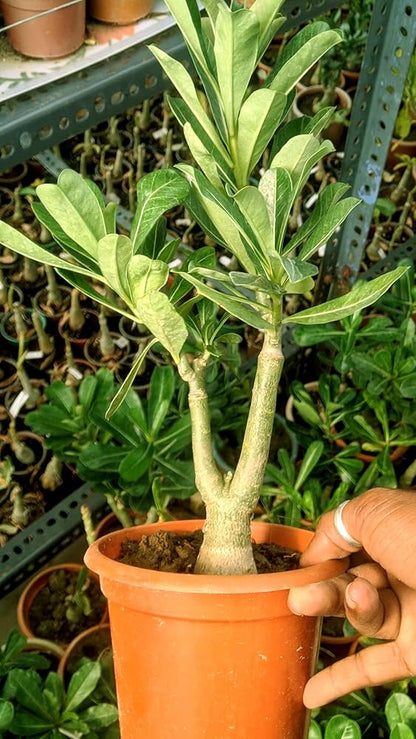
[9,391,30,418]
[26,350,44,359]
[67,367,83,380]
[115,336,129,349]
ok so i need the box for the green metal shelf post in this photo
[317,0,416,299]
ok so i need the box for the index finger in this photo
[303,641,412,708]
[300,489,416,590]
[300,503,363,567]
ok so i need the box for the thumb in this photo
[300,488,416,590]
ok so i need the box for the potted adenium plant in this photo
[0,0,408,736]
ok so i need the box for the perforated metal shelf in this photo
[0,484,107,598]
[317,0,416,298]
[0,1,344,173]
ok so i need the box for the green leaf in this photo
[169,97,234,187]
[234,186,273,258]
[131,291,187,364]
[308,718,323,739]
[127,255,169,302]
[323,714,362,738]
[31,202,100,273]
[270,135,334,205]
[78,375,101,415]
[45,381,77,414]
[248,0,285,58]
[0,221,95,279]
[130,169,189,254]
[268,26,342,95]
[183,122,223,188]
[104,200,118,234]
[213,5,259,133]
[0,699,14,731]
[9,708,54,735]
[149,46,229,166]
[148,365,175,435]
[283,183,351,254]
[386,693,416,732]
[0,629,27,664]
[156,414,192,455]
[78,446,128,476]
[390,724,415,738]
[97,234,133,303]
[298,198,359,262]
[119,444,153,482]
[179,270,273,330]
[284,266,410,325]
[229,271,283,298]
[37,169,107,258]
[236,88,287,185]
[105,341,157,419]
[44,672,64,715]
[176,164,260,272]
[65,662,101,713]
[280,256,318,283]
[79,703,119,730]
[161,0,216,90]
[296,441,324,489]
[259,168,293,254]
[6,669,54,721]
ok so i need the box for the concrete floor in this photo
[0,535,88,645]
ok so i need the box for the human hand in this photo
[288,488,416,708]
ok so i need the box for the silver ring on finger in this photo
[333,501,362,549]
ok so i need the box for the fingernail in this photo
[345,582,358,609]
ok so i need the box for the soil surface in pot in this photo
[28,569,107,644]
[117,530,300,574]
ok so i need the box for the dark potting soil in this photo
[28,569,107,644]
[117,530,301,574]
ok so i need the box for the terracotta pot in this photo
[58,309,99,355]
[320,617,359,649]
[0,307,47,352]
[83,331,130,369]
[334,436,408,465]
[0,357,18,397]
[2,0,86,59]
[292,85,352,150]
[387,136,416,169]
[58,623,112,680]
[17,563,108,647]
[85,519,346,739]
[93,510,145,540]
[0,430,47,478]
[32,284,72,323]
[88,0,153,24]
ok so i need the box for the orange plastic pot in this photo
[85,519,347,738]
[2,0,85,58]
[87,0,153,24]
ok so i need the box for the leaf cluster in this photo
[0,655,118,738]
[310,679,416,738]
[26,366,195,513]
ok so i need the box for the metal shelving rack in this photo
[0,0,415,589]
[0,0,345,171]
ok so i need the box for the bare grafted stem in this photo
[179,328,284,576]
[178,354,223,502]
[230,329,284,504]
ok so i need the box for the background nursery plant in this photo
[0,0,407,576]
